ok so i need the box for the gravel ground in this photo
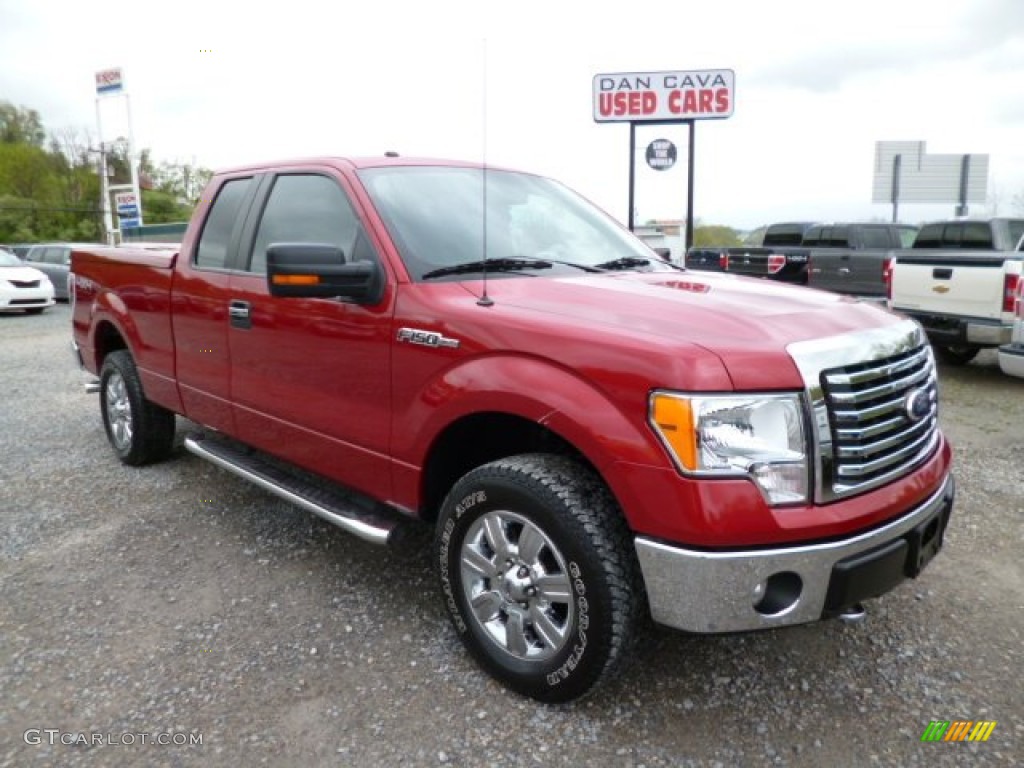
[1,304,1021,767]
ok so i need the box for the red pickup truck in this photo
[71,156,954,702]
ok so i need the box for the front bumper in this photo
[635,473,954,633]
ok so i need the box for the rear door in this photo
[226,167,395,501]
[171,173,260,433]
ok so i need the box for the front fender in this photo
[391,353,669,525]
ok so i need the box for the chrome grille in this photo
[820,344,938,497]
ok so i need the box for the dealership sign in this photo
[593,69,735,122]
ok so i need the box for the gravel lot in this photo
[2,304,1021,767]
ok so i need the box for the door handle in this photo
[229,300,252,329]
[838,267,851,275]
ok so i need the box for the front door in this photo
[226,170,395,502]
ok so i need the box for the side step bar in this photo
[184,433,411,548]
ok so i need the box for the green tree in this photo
[0,101,46,147]
[693,224,742,247]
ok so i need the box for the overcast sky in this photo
[1,0,1022,229]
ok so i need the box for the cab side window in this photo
[248,175,361,274]
[195,177,254,270]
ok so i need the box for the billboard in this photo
[593,69,735,122]
[872,141,988,204]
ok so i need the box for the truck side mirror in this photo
[266,243,384,304]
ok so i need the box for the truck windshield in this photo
[359,166,662,281]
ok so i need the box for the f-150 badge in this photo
[397,327,460,349]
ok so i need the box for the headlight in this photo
[650,391,809,505]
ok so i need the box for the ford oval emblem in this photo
[904,388,931,422]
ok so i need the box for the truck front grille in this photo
[820,343,938,497]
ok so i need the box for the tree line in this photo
[0,100,212,244]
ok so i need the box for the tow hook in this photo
[838,603,867,624]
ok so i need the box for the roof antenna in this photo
[477,37,494,308]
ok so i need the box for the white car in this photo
[998,276,1024,378]
[0,249,55,313]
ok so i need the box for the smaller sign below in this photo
[95,68,124,95]
[119,217,141,229]
[117,205,139,218]
[646,139,677,171]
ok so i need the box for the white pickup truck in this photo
[998,275,1024,378]
[888,218,1024,365]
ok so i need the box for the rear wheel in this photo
[99,350,176,465]
[435,453,643,702]
[934,344,980,365]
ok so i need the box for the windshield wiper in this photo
[593,256,653,271]
[422,258,553,279]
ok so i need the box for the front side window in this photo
[44,247,68,265]
[359,166,656,280]
[248,174,359,274]
[195,177,253,270]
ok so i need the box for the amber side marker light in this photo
[271,274,320,286]
[650,394,698,470]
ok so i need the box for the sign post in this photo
[95,67,144,242]
[593,69,735,251]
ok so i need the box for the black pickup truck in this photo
[687,221,917,296]
[805,223,918,299]
[685,222,814,283]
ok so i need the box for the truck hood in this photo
[481,271,904,390]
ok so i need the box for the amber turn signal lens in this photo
[650,394,698,470]
[271,274,320,285]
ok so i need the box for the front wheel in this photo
[99,350,176,465]
[435,454,643,702]
[934,344,980,365]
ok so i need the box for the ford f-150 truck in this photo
[805,223,918,299]
[685,221,814,283]
[888,218,1024,365]
[71,156,954,702]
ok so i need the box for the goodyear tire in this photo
[99,350,176,466]
[934,344,980,366]
[435,454,643,702]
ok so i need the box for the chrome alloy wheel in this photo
[104,372,133,451]
[459,510,574,661]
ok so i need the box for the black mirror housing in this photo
[266,243,384,303]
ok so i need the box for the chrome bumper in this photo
[635,474,954,633]
[966,321,1011,345]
